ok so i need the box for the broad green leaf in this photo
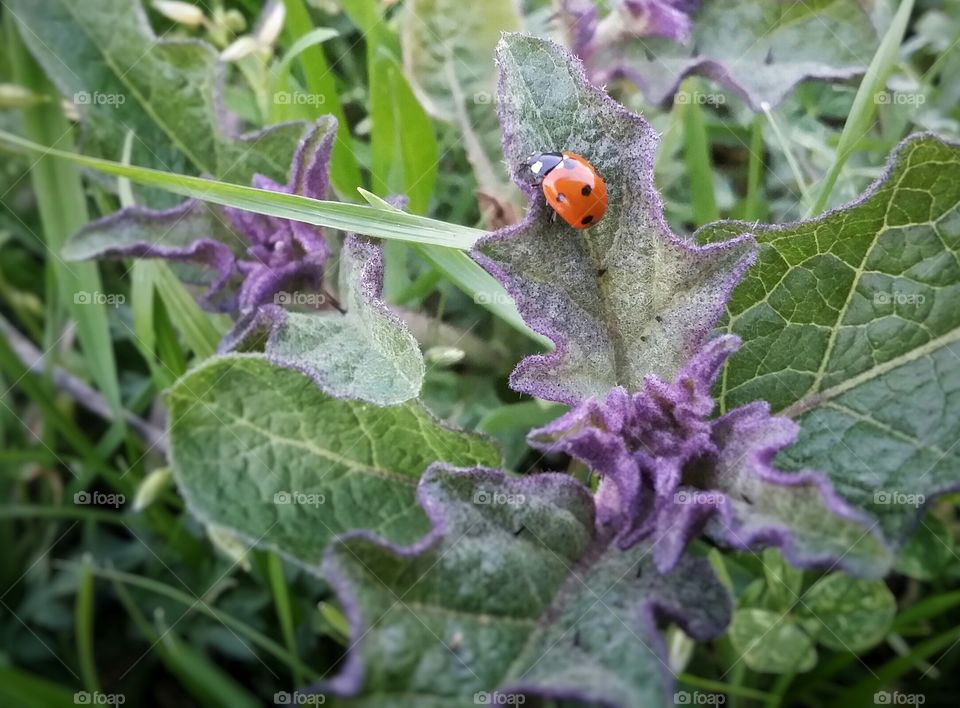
[700,133,960,544]
[474,34,756,404]
[798,574,895,652]
[265,237,425,404]
[167,355,500,572]
[729,608,817,674]
[402,0,520,199]
[587,0,887,111]
[319,465,731,706]
[10,0,307,202]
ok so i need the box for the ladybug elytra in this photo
[526,152,607,229]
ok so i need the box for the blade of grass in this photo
[679,78,718,226]
[265,553,304,686]
[742,113,766,222]
[0,666,79,708]
[6,20,124,423]
[281,0,362,196]
[75,556,100,694]
[808,0,916,216]
[759,101,813,210]
[0,128,486,250]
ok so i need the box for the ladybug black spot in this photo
[581,214,594,225]
[581,185,592,197]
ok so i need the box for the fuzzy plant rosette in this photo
[61,29,960,708]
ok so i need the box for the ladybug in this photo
[526,152,607,229]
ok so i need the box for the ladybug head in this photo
[523,152,564,185]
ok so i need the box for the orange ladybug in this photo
[526,152,607,229]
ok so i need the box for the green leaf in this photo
[401,0,520,198]
[700,133,960,544]
[167,355,501,572]
[597,0,886,111]
[320,465,731,706]
[798,573,896,652]
[10,0,307,201]
[895,516,955,580]
[474,34,756,403]
[265,237,425,404]
[370,49,438,215]
[729,608,817,674]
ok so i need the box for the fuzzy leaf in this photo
[10,0,307,203]
[319,465,731,706]
[259,236,425,404]
[699,133,960,545]
[473,34,755,405]
[167,355,500,572]
[572,0,886,110]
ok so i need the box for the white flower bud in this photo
[152,1,206,28]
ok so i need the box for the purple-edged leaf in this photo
[473,34,755,405]
[566,0,887,110]
[167,355,500,574]
[319,465,730,707]
[10,0,309,205]
[530,336,893,578]
[63,117,336,314]
[260,236,425,405]
[699,133,960,548]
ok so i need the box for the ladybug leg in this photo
[550,209,558,224]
